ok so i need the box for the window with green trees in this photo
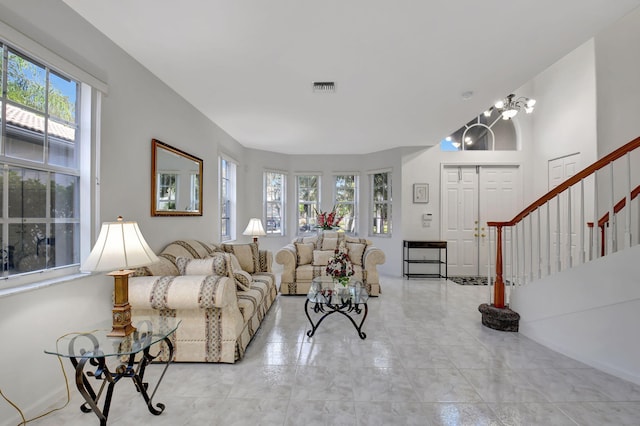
[334,174,358,234]
[371,171,391,236]
[220,157,236,242]
[297,175,319,234]
[0,43,81,277]
[264,171,285,235]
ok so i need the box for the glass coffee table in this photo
[44,316,179,425]
[305,276,369,339]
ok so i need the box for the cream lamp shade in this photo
[242,218,266,242]
[81,217,159,272]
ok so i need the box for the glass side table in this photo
[305,276,369,339]
[44,317,180,426]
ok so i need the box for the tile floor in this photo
[35,276,640,425]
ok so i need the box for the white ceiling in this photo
[63,0,640,155]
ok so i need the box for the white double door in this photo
[442,165,522,277]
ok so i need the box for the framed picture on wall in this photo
[413,183,429,203]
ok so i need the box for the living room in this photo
[1,1,640,424]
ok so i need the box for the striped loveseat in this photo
[129,240,276,363]
[275,231,385,296]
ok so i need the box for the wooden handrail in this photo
[488,136,640,228]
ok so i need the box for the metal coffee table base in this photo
[305,297,368,339]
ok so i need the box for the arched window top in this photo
[440,107,517,151]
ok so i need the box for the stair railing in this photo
[487,136,640,308]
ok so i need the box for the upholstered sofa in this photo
[128,240,276,363]
[275,231,385,296]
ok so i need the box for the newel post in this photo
[494,224,505,309]
[480,222,518,331]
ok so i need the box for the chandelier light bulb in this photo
[502,109,518,119]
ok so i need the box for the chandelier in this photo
[490,93,536,120]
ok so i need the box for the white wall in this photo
[595,6,640,156]
[511,245,640,385]
[530,39,598,199]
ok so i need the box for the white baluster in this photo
[579,179,585,264]
[567,186,573,268]
[537,208,542,279]
[594,171,600,259]
[546,202,552,276]
[608,162,615,255]
[625,152,632,249]
[556,194,561,272]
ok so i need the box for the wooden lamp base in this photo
[107,270,137,337]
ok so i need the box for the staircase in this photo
[485,136,640,384]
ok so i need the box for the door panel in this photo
[443,165,521,277]
[479,166,522,278]
[443,166,478,276]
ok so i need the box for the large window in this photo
[0,43,83,279]
[370,171,391,236]
[220,156,236,242]
[297,175,319,234]
[334,174,358,234]
[264,171,285,235]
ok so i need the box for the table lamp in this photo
[81,216,159,337]
[242,218,266,243]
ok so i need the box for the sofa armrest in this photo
[275,244,296,284]
[362,246,385,284]
[129,275,237,310]
[258,249,273,273]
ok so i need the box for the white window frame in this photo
[333,173,359,235]
[296,173,320,235]
[264,170,286,236]
[0,31,103,293]
[219,154,237,242]
[369,169,392,237]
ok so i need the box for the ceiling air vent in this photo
[312,81,336,93]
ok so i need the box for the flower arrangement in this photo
[315,206,343,230]
[326,247,354,287]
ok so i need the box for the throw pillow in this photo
[228,253,252,291]
[312,250,334,266]
[176,253,231,276]
[221,243,260,274]
[295,242,314,265]
[346,242,366,266]
[321,238,338,251]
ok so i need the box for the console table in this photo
[402,240,448,279]
[45,317,179,425]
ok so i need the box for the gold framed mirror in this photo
[151,139,203,216]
